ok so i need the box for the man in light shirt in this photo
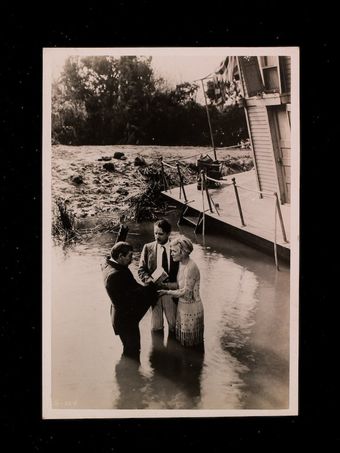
[138,219,179,334]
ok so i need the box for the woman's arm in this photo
[159,263,197,299]
[158,281,178,290]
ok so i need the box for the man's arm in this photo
[105,270,130,308]
[138,244,153,284]
[106,268,157,321]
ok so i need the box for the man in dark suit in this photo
[138,219,179,334]
[102,241,157,359]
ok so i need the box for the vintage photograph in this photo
[43,47,299,418]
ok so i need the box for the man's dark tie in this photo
[162,246,169,274]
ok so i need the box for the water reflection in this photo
[147,331,204,409]
[114,355,149,409]
[50,212,291,411]
[112,330,205,410]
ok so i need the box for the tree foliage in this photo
[52,56,248,146]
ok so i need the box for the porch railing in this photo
[160,158,288,270]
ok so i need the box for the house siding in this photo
[247,105,278,194]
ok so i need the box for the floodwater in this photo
[50,212,291,411]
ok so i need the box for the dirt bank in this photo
[51,144,253,233]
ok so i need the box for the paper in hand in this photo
[151,267,169,284]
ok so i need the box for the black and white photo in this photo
[42,47,299,418]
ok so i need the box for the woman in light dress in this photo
[158,236,204,347]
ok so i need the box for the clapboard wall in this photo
[247,105,278,195]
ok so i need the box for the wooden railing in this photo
[233,181,288,243]
[160,158,288,270]
[231,180,289,271]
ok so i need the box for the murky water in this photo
[51,211,290,410]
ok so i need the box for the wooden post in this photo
[201,171,206,242]
[203,172,213,213]
[273,197,280,271]
[176,162,188,203]
[210,194,220,216]
[160,158,166,191]
[274,192,288,243]
[232,177,246,226]
[115,215,129,243]
[200,78,217,161]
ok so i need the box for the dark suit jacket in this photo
[102,257,157,335]
[138,241,179,284]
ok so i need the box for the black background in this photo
[1,3,336,450]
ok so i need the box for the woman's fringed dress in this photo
[168,259,204,347]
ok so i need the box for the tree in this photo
[52,74,88,145]
[52,56,158,145]
[52,56,248,147]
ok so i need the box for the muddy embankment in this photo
[51,145,253,238]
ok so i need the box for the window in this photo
[259,56,281,93]
[239,56,265,97]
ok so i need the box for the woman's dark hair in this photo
[154,218,171,234]
[110,241,133,260]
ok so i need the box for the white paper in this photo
[151,267,168,282]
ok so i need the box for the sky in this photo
[47,46,293,83]
[49,49,225,82]
[148,55,223,85]
[150,55,224,104]
[46,47,295,104]
[47,48,226,104]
